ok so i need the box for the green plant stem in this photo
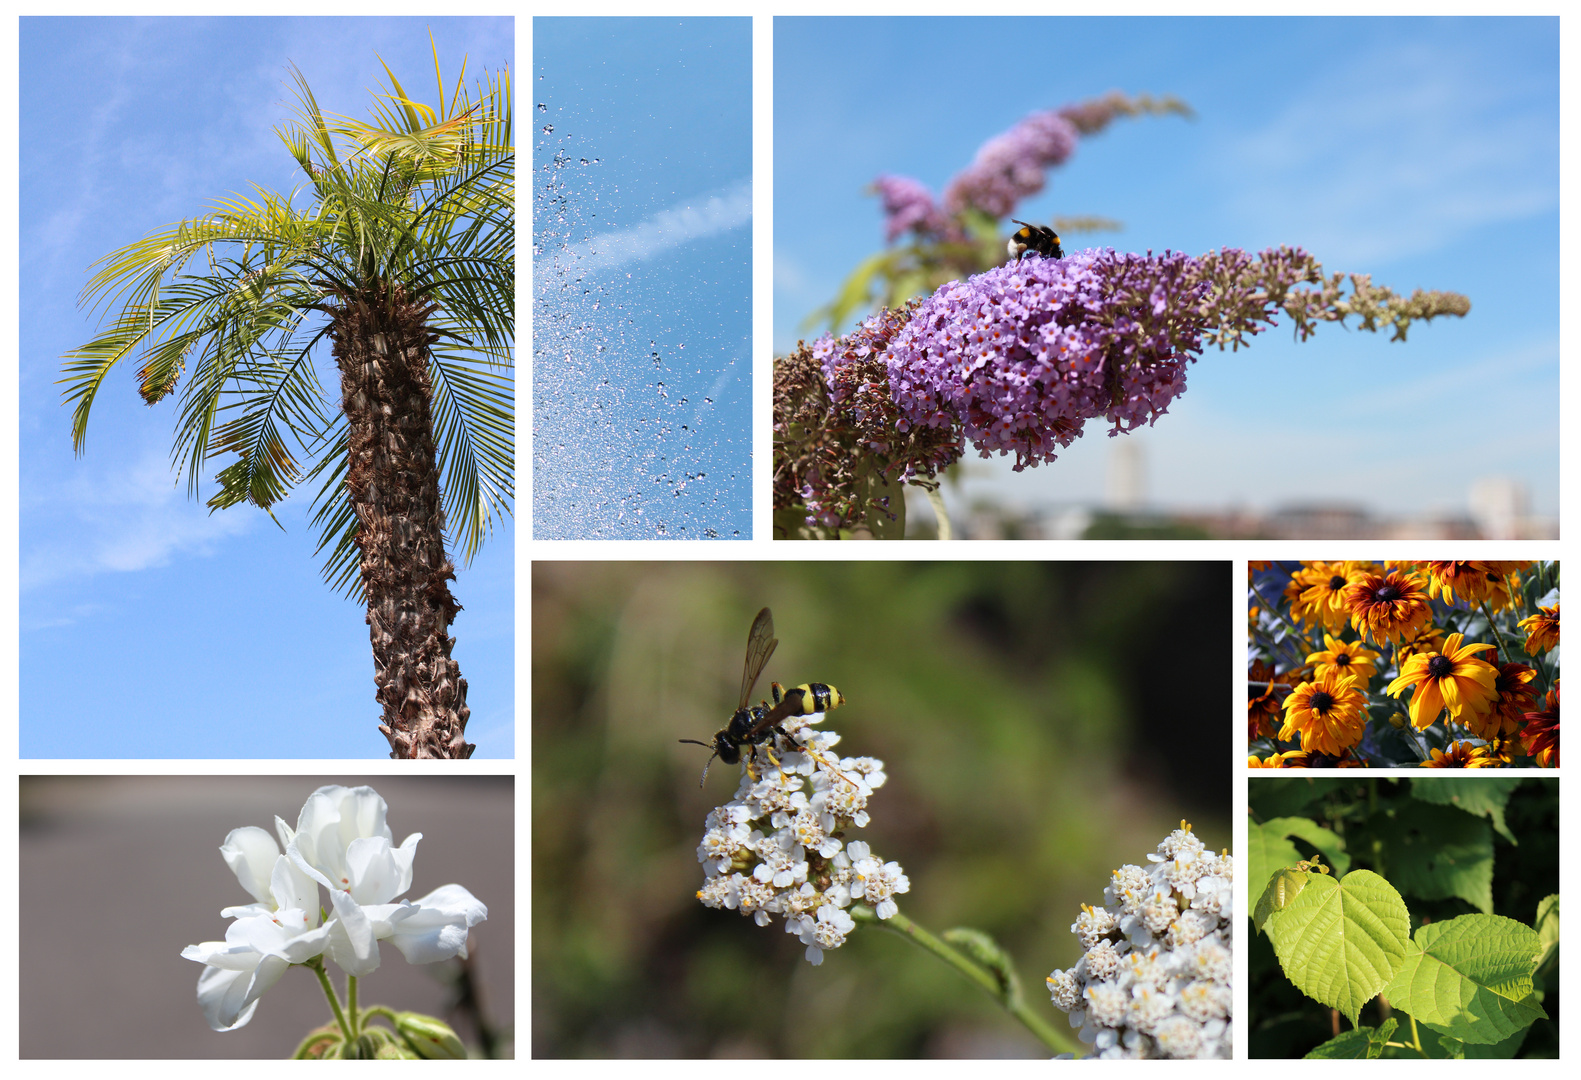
[347,974,360,1033]
[307,956,356,1041]
[1247,576,1312,666]
[853,905,1075,1055]
[1478,598,1513,662]
[1248,575,1304,641]
[363,1004,401,1027]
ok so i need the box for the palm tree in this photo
[60,46,512,759]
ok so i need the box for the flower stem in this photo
[923,484,953,540]
[1478,598,1513,662]
[1248,576,1310,660]
[347,974,360,1033]
[853,905,1076,1055]
[307,956,355,1041]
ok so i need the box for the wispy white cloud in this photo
[561,179,752,273]
[21,447,256,595]
[1219,39,1556,266]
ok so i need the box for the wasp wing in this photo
[748,686,811,739]
[739,607,778,710]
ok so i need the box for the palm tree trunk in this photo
[332,287,474,759]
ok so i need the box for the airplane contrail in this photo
[564,178,752,272]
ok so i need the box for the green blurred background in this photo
[532,560,1232,1057]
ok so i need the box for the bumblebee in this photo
[680,607,845,786]
[1007,219,1064,262]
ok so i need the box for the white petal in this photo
[220,827,280,906]
[324,888,383,977]
[342,832,421,905]
[194,961,261,1032]
[186,939,292,1032]
[383,884,487,965]
[290,786,394,891]
[270,853,321,917]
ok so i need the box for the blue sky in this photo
[775,17,1559,522]
[534,17,752,540]
[19,17,515,758]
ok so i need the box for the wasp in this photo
[1007,219,1064,262]
[680,607,845,787]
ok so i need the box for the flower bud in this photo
[341,1027,420,1059]
[295,1022,344,1059]
[394,1010,469,1059]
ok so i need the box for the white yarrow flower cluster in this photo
[1046,821,1232,1059]
[181,785,488,1032]
[693,714,906,965]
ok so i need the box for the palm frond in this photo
[427,340,514,563]
[66,44,514,590]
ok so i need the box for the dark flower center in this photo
[1310,691,1336,713]
[1335,654,1353,668]
[1329,576,1346,592]
[1374,584,1402,602]
[1426,655,1455,679]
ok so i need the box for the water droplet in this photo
[537,103,548,112]
[541,124,554,134]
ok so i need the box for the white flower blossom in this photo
[181,785,487,1031]
[690,711,904,963]
[1046,821,1233,1059]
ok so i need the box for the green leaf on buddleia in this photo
[1247,817,1348,907]
[1408,776,1522,844]
[1533,894,1558,975]
[804,250,900,335]
[942,927,1021,1003]
[773,505,822,540]
[1372,798,1494,913]
[1262,868,1411,1026]
[1305,1017,1397,1059]
[1382,914,1547,1045]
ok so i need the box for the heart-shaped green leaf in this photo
[1263,869,1411,1026]
[1382,914,1547,1045]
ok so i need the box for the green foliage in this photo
[1307,1017,1396,1059]
[1408,776,1522,843]
[1368,797,1495,913]
[1249,777,1557,1059]
[1248,817,1347,908]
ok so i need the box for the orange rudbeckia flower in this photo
[1385,632,1498,730]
